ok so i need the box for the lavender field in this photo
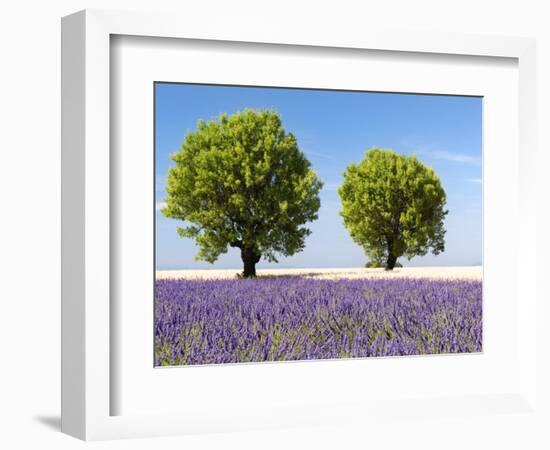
[154,276,482,366]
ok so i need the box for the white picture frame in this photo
[61,9,540,441]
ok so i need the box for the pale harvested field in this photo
[156,266,482,281]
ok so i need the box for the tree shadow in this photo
[34,415,61,432]
[247,270,369,280]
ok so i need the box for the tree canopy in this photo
[162,109,323,277]
[338,148,448,270]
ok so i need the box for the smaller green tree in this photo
[338,148,448,270]
[162,109,323,278]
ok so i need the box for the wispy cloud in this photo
[432,150,480,164]
[155,201,167,211]
[467,178,483,184]
[379,143,482,168]
[304,150,335,161]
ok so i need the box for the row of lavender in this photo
[155,277,482,366]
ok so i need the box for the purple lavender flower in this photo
[154,277,482,366]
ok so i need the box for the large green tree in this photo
[162,109,323,277]
[338,148,448,270]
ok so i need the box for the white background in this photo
[1,1,548,449]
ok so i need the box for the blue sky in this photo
[155,83,482,270]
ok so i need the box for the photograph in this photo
[154,83,483,367]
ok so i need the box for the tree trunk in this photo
[241,247,261,278]
[385,253,397,271]
[386,238,397,270]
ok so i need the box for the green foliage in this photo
[162,109,323,274]
[339,148,448,270]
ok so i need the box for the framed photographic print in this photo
[153,83,482,367]
[62,9,541,442]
